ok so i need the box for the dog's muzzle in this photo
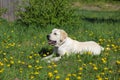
[47,35,56,45]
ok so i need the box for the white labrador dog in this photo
[43,28,104,62]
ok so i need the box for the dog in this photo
[43,28,104,62]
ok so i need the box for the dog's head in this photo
[47,28,68,47]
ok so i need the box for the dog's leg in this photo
[47,56,61,63]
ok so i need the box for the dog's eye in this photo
[54,33,57,35]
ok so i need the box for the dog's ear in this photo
[60,30,68,42]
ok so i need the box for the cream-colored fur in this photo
[43,28,104,62]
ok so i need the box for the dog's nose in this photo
[47,35,50,40]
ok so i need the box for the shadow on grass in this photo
[82,17,120,23]
[38,47,53,58]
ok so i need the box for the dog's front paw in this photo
[50,57,61,62]
[42,57,61,63]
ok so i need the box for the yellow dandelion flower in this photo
[92,64,96,67]
[18,60,21,64]
[97,77,102,80]
[55,75,60,79]
[78,72,82,75]
[96,75,102,80]
[0,62,4,66]
[19,68,23,73]
[34,53,39,56]
[77,59,82,62]
[51,62,55,65]
[28,65,32,68]
[48,72,53,78]
[4,58,8,62]
[109,70,112,73]
[99,39,103,42]
[89,62,92,65]
[39,66,43,69]
[67,74,71,77]
[53,64,57,67]
[93,66,98,70]
[36,60,39,63]
[111,44,115,47]
[72,74,77,77]
[96,75,100,78]
[0,69,4,73]
[10,57,13,59]
[35,66,38,69]
[101,58,107,63]
[101,72,105,75]
[20,70,22,73]
[43,54,47,57]
[34,71,39,75]
[83,64,86,66]
[116,60,120,65]
[54,70,58,74]
[10,60,14,64]
[77,76,81,80]
[48,65,52,68]
[105,78,109,80]
[21,61,25,64]
[3,53,6,55]
[104,67,108,71]
[7,64,10,67]
[29,56,32,59]
[79,67,83,71]
[65,77,70,80]
[106,47,110,51]
[30,75,35,79]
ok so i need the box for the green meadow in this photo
[0,1,120,80]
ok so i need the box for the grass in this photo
[0,2,120,80]
[70,0,120,11]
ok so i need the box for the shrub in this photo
[16,0,73,27]
[0,8,7,16]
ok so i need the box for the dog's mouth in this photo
[48,40,56,45]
